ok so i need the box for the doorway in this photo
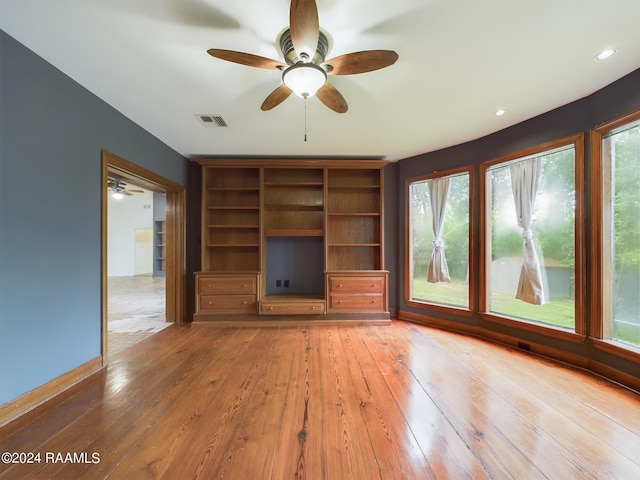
[107,181,168,356]
[101,151,186,365]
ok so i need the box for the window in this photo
[407,168,471,310]
[481,135,584,336]
[594,113,640,350]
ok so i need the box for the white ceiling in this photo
[2,0,639,161]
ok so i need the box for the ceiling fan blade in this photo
[323,50,399,75]
[207,49,285,70]
[125,189,144,194]
[316,82,348,114]
[261,84,293,111]
[289,0,319,60]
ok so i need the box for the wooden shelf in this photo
[207,224,259,228]
[328,185,379,190]
[202,166,261,273]
[207,205,260,210]
[264,204,323,210]
[326,168,381,273]
[264,182,323,187]
[155,220,166,274]
[207,187,259,191]
[327,212,381,216]
[327,169,380,188]
[265,229,323,237]
[328,243,381,247]
[264,168,324,185]
[207,244,259,249]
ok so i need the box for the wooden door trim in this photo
[101,150,186,366]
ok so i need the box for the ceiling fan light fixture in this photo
[112,192,124,200]
[282,62,327,98]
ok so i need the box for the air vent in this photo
[196,114,229,128]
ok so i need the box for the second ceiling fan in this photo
[207,0,399,113]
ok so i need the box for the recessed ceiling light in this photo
[595,49,616,61]
[495,109,507,116]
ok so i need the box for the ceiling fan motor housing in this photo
[279,29,329,66]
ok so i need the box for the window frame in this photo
[590,110,640,361]
[404,165,476,316]
[479,134,586,343]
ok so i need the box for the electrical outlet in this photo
[276,280,282,287]
[284,280,290,288]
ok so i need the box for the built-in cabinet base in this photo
[194,272,260,319]
[194,271,390,325]
[326,271,388,313]
[260,295,326,315]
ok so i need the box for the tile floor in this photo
[108,274,170,356]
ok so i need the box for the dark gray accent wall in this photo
[394,67,640,379]
[0,29,188,405]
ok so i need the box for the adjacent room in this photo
[1,0,639,478]
[107,177,169,356]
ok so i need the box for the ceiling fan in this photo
[108,178,144,198]
[207,0,399,113]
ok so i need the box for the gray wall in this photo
[0,30,188,405]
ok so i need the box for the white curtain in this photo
[509,157,545,304]
[427,177,451,283]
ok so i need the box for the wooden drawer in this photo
[329,294,385,312]
[260,299,325,315]
[329,276,385,294]
[199,294,257,312]
[198,276,256,295]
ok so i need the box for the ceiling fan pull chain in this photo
[304,97,308,142]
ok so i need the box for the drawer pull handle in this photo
[371,284,376,288]
[270,306,274,310]
[208,284,213,288]
[243,301,247,305]
[208,301,213,305]
[338,300,342,304]
[242,284,247,288]
[371,300,376,304]
[338,283,343,288]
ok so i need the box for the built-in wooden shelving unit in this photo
[194,159,389,324]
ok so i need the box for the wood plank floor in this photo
[1,321,639,479]
[107,275,168,357]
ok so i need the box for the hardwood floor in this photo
[108,275,169,356]
[1,321,639,479]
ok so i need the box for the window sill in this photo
[480,312,586,344]
[592,339,640,364]
[406,299,474,317]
